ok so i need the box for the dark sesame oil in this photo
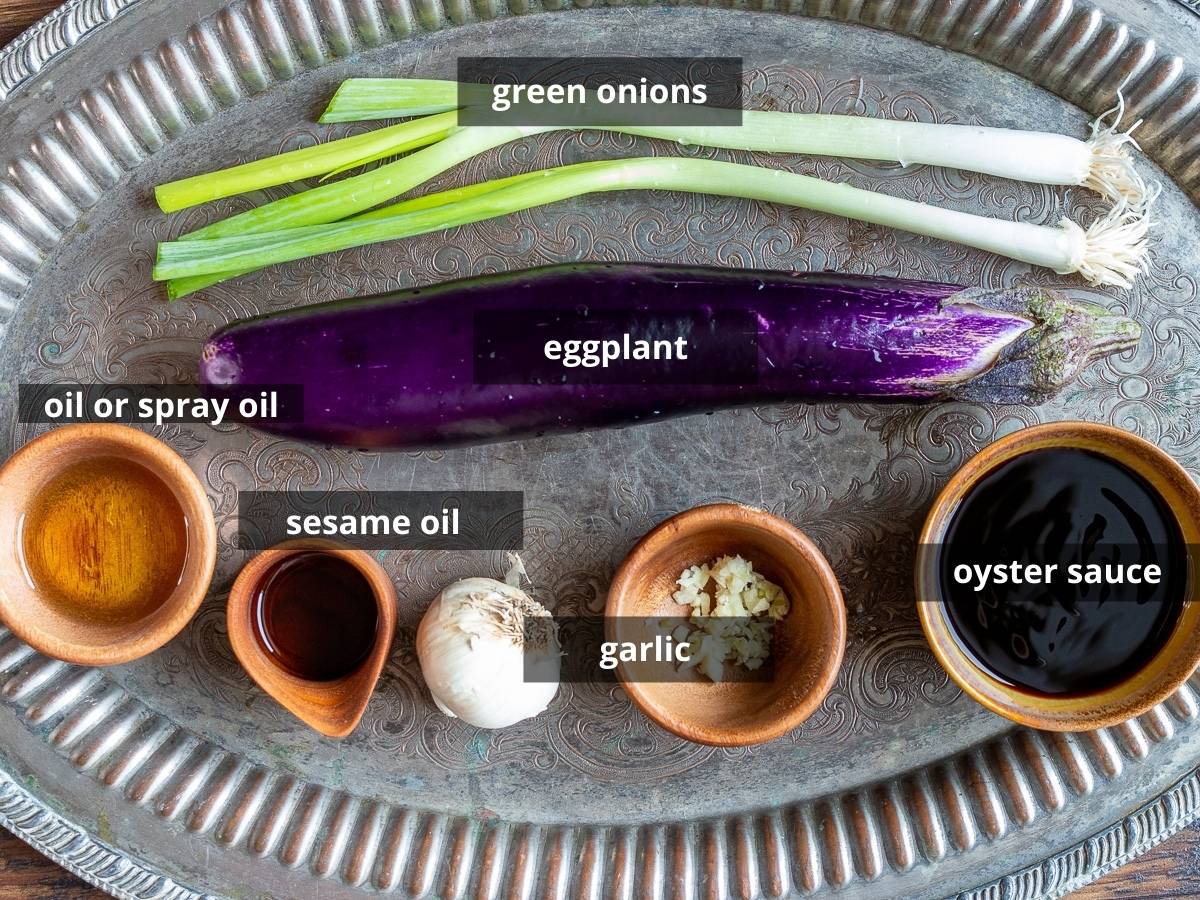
[252,552,379,682]
[939,447,1187,695]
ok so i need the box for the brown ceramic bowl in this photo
[606,503,845,746]
[917,421,1200,731]
[0,424,217,666]
[228,539,397,739]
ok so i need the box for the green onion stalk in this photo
[155,157,1152,298]
[318,79,1151,205]
[154,83,1149,224]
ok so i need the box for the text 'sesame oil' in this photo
[939,447,1188,695]
[252,551,378,682]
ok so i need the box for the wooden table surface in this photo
[0,0,56,44]
[0,0,1197,898]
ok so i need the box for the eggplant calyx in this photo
[946,286,1140,405]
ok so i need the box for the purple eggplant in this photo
[199,264,1138,449]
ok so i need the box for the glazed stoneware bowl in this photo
[0,423,217,666]
[917,421,1200,731]
[606,503,846,747]
[228,539,397,739]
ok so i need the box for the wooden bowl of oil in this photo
[227,539,398,739]
[0,424,217,665]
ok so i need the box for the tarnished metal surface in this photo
[0,0,1198,897]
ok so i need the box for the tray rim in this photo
[1,0,1200,896]
[6,757,1200,900]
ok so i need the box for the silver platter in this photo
[1,0,1199,897]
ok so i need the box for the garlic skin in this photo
[416,577,560,729]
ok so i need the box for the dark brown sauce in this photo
[252,552,378,682]
[939,447,1187,695]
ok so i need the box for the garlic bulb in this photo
[416,577,560,729]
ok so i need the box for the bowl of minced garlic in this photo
[606,503,846,746]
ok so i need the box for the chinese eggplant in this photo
[199,264,1139,449]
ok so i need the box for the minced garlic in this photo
[670,554,790,681]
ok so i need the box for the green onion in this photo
[175,124,551,242]
[320,78,460,123]
[155,82,1148,223]
[164,170,546,298]
[155,157,1150,292]
[154,111,459,213]
[319,78,1149,204]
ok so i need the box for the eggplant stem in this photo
[948,287,1141,405]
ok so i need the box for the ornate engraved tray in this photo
[1,0,1199,896]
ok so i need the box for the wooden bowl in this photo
[606,503,845,746]
[227,540,397,739]
[917,421,1200,731]
[0,424,217,666]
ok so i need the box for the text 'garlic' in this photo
[416,577,560,729]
